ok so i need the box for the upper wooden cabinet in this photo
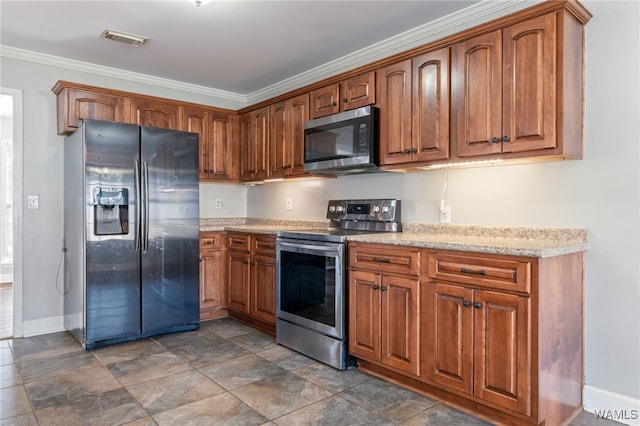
[130,98,180,129]
[310,71,376,119]
[269,93,309,178]
[239,107,269,181]
[378,48,450,166]
[452,11,582,160]
[52,82,130,135]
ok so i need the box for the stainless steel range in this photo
[275,199,401,370]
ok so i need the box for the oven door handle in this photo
[277,240,343,254]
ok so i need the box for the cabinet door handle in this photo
[342,97,348,103]
[473,302,482,309]
[381,285,387,292]
[372,284,379,290]
[501,135,511,142]
[372,257,391,263]
[331,101,337,107]
[460,268,486,276]
[462,300,471,307]
[491,137,499,143]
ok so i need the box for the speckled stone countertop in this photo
[348,224,588,258]
[200,219,587,258]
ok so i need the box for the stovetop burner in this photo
[277,199,401,243]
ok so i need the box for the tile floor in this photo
[0,318,621,426]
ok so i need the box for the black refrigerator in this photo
[64,119,200,349]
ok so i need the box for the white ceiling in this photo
[0,1,538,106]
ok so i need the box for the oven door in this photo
[276,238,345,340]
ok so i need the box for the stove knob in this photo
[372,206,381,213]
[329,205,336,213]
[336,205,345,213]
[382,206,391,214]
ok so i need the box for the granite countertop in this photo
[199,219,588,258]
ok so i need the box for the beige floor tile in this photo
[0,364,21,389]
[273,395,392,426]
[198,353,286,390]
[0,347,14,366]
[291,363,372,394]
[106,352,191,387]
[16,350,101,384]
[10,332,81,363]
[257,345,319,371]
[91,339,167,365]
[0,385,32,420]
[0,411,39,426]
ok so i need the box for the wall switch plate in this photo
[286,198,293,211]
[215,199,222,209]
[28,195,39,209]
[440,205,451,224]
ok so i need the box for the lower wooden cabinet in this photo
[199,232,227,320]
[349,242,584,426]
[226,232,277,333]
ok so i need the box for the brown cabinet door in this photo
[208,112,236,181]
[226,250,250,314]
[200,249,225,318]
[473,290,530,415]
[239,112,254,180]
[340,71,375,111]
[65,89,127,131]
[131,99,180,129]
[453,30,503,158]
[269,101,288,178]
[380,275,420,376]
[348,270,381,362]
[502,13,556,153]
[378,60,413,165]
[250,254,276,325]
[288,93,310,176]
[310,83,339,119]
[412,48,450,163]
[253,107,269,180]
[182,108,209,179]
[240,108,269,181]
[423,281,473,394]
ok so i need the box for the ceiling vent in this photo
[99,28,148,47]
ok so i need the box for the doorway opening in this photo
[1,88,23,340]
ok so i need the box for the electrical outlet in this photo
[215,199,222,209]
[286,198,293,211]
[28,195,39,209]
[440,205,451,224]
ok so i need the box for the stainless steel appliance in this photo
[64,119,200,349]
[276,199,401,370]
[303,106,379,175]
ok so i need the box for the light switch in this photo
[28,195,39,209]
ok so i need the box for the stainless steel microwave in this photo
[303,106,379,175]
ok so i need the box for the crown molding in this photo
[1,0,541,109]
[246,0,541,105]
[0,45,247,110]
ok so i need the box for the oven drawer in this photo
[428,253,531,293]
[349,243,421,277]
[227,233,250,251]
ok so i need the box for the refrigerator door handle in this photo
[134,160,141,252]
[142,161,150,252]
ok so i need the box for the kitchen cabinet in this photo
[452,11,582,160]
[130,98,180,129]
[183,108,237,182]
[225,232,276,333]
[348,243,422,376]
[52,82,130,135]
[310,71,375,119]
[199,232,227,321]
[378,49,450,166]
[269,93,309,178]
[239,107,269,182]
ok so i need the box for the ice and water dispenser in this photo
[93,187,129,235]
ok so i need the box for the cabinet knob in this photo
[372,284,379,290]
[410,148,417,153]
[381,285,387,292]
[501,135,511,142]
[463,300,471,307]
[331,101,337,107]
[491,137,499,143]
[403,148,411,154]
[473,302,482,309]
[342,97,348,103]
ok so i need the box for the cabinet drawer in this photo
[349,243,421,277]
[428,254,531,293]
[253,235,276,256]
[227,233,250,251]
[200,233,223,250]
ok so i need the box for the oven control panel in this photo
[327,199,400,222]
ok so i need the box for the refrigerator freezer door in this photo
[140,127,200,334]
[84,120,142,344]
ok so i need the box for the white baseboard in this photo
[21,315,65,337]
[584,385,640,425]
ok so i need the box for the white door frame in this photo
[1,87,23,338]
